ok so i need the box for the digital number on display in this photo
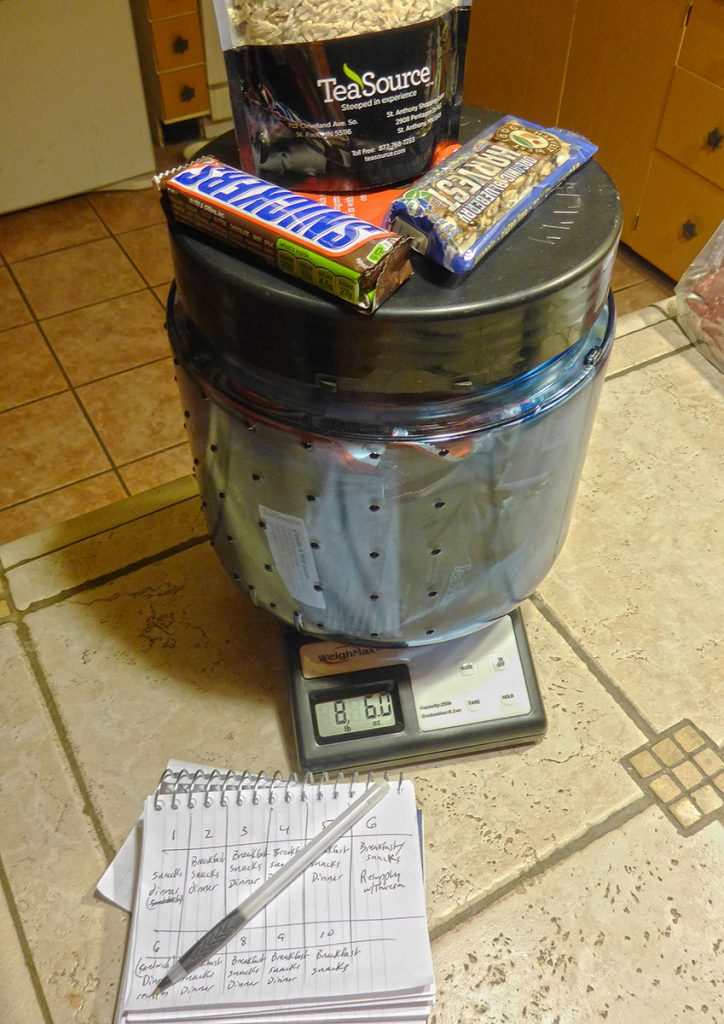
[315,689,398,738]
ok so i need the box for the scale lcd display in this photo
[314,688,400,739]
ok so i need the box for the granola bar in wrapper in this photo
[386,116,598,273]
[156,158,412,312]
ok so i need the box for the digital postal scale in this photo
[286,609,546,773]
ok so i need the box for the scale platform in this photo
[286,608,546,773]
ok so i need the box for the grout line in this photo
[73,351,173,391]
[606,340,693,381]
[529,591,656,740]
[0,852,55,1024]
[429,793,653,943]
[111,232,162,292]
[16,533,209,615]
[0,478,199,568]
[1,229,111,268]
[12,609,117,864]
[68,387,132,499]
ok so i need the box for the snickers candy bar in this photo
[156,158,412,312]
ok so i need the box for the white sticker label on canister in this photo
[259,506,325,609]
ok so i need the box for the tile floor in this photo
[0,179,675,547]
[0,305,721,1024]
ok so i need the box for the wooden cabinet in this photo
[131,0,211,141]
[632,1,724,279]
[463,0,724,280]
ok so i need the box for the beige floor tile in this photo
[0,322,67,411]
[22,543,289,848]
[11,239,145,319]
[0,622,128,1024]
[539,348,724,742]
[23,557,645,922]
[606,317,688,377]
[86,188,165,234]
[615,278,675,316]
[0,887,46,1024]
[0,196,108,262]
[117,223,174,286]
[4,494,205,610]
[77,358,186,464]
[0,472,127,546]
[0,267,32,331]
[411,602,645,924]
[656,294,679,318]
[119,443,193,494]
[614,304,667,338]
[41,290,169,385]
[0,392,111,508]
[431,808,723,1024]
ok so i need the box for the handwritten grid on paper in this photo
[120,780,432,1017]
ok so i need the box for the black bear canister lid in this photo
[168,108,621,398]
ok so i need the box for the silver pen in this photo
[153,778,390,995]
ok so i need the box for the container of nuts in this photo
[211,0,472,191]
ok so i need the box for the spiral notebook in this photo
[114,769,435,1023]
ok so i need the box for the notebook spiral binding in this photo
[153,769,404,810]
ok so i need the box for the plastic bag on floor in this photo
[675,219,724,372]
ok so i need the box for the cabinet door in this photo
[559,0,689,240]
[462,0,575,127]
[678,0,724,87]
[657,67,724,190]
[632,152,724,280]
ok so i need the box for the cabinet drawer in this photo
[152,13,204,72]
[159,64,210,121]
[678,0,724,87]
[657,67,724,189]
[633,152,724,280]
[147,0,197,20]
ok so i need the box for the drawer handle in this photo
[706,127,723,151]
[173,35,190,55]
[180,84,196,103]
[681,220,698,240]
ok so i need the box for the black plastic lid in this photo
[168,108,621,397]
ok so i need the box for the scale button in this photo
[459,660,477,677]
[466,697,482,708]
[500,692,516,705]
[490,654,507,672]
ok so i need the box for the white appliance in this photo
[1,0,156,213]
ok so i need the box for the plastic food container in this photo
[165,109,621,645]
